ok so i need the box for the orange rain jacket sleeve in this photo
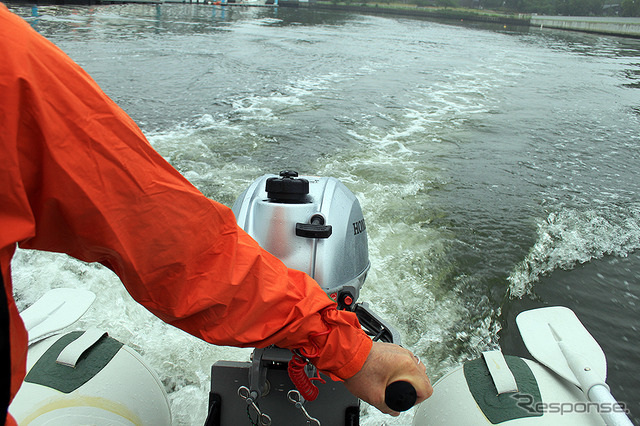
[0,4,373,421]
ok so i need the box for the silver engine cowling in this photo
[232,171,369,306]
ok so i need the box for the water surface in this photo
[8,3,640,424]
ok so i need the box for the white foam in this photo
[508,206,640,298]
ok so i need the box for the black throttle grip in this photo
[384,381,417,412]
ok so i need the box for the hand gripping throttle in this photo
[384,381,417,412]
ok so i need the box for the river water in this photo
[7,3,640,425]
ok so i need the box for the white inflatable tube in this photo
[587,385,633,426]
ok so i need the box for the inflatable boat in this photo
[10,288,171,425]
[10,172,633,426]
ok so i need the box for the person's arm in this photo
[0,4,432,410]
[1,2,369,379]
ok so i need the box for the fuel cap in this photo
[265,171,309,203]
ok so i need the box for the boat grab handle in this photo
[56,328,107,368]
[482,350,519,394]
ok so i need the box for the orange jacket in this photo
[0,5,372,424]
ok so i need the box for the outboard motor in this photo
[205,171,400,426]
[233,170,368,307]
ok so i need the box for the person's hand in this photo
[343,341,433,416]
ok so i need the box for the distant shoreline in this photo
[9,0,640,38]
[301,3,640,38]
[307,2,530,26]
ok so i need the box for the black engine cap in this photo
[265,171,309,203]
